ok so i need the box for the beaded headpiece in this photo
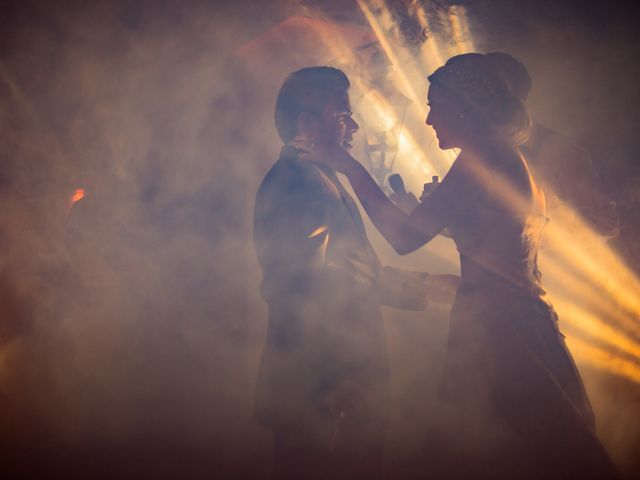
[429,64,506,99]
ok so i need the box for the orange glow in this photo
[355,0,425,116]
[566,336,640,384]
[69,188,85,207]
[308,225,329,238]
[465,155,640,383]
[415,6,444,69]
[448,6,475,55]
[353,0,457,179]
[553,298,640,363]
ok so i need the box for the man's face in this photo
[314,90,359,150]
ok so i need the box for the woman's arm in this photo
[341,159,444,254]
[306,144,479,255]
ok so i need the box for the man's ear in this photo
[297,111,318,138]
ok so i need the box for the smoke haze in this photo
[0,0,639,478]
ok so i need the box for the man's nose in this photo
[349,116,359,133]
[425,112,432,126]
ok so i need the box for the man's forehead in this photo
[326,89,351,112]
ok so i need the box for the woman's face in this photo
[425,84,468,150]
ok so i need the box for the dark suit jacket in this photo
[253,145,389,431]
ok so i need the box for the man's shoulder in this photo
[263,154,316,184]
[257,149,337,199]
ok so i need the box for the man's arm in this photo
[254,160,333,301]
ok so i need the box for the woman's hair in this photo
[274,66,350,143]
[428,53,531,144]
[485,52,532,101]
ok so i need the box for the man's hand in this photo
[425,274,460,305]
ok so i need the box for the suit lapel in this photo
[315,164,382,275]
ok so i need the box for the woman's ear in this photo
[459,101,473,120]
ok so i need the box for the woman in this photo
[307,53,618,479]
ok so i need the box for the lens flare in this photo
[308,225,329,238]
[69,188,86,207]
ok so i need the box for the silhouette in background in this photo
[388,173,419,214]
[307,53,619,479]
[487,52,619,238]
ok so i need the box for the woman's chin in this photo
[438,138,452,149]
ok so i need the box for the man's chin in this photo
[341,141,353,150]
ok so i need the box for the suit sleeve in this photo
[254,161,333,301]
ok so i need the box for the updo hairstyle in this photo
[428,53,531,144]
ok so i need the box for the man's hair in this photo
[486,52,532,100]
[274,66,350,143]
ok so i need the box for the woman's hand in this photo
[420,175,440,201]
[302,142,359,174]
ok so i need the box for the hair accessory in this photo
[431,65,504,97]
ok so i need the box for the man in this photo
[253,67,455,479]
[253,66,389,480]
